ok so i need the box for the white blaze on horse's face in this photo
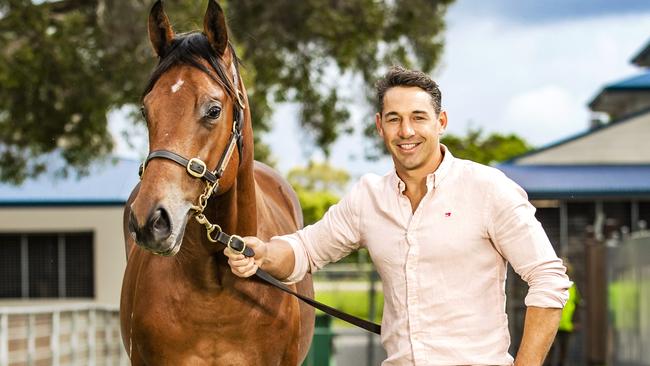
[171,79,184,93]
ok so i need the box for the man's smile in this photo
[397,142,422,152]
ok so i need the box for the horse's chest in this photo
[129,282,299,365]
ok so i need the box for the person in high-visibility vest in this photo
[546,259,581,366]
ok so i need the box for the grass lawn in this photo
[313,289,384,327]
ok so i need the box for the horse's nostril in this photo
[148,207,172,241]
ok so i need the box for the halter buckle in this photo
[187,158,207,178]
[227,235,246,255]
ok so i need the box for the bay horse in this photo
[120,1,314,364]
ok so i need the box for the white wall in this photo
[0,206,126,305]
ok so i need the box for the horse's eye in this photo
[140,106,146,119]
[206,106,222,119]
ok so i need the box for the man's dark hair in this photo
[375,66,442,114]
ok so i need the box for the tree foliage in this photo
[0,0,454,183]
[287,161,350,225]
[441,128,533,165]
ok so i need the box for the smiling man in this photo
[225,66,571,366]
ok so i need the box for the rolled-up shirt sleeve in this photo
[272,180,364,284]
[487,172,571,308]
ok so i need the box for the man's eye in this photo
[206,106,222,119]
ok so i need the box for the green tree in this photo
[441,128,533,165]
[0,0,454,184]
[287,161,350,225]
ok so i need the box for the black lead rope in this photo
[223,234,382,335]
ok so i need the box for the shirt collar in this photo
[432,144,454,188]
[389,144,455,194]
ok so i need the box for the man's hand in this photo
[224,236,267,278]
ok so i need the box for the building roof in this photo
[507,107,650,165]
[0,156,140,206]
[589,71,650,116]
[601,71,650,91]
[631,39,650,67]
[497,164,650,199]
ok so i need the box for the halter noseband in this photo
[137,60,247,249]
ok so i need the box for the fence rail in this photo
[0,302,128,366]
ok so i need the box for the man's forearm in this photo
[514,306,562,366]
[259,239,297,280]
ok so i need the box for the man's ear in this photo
[375,112,384,138]
[438,111,448,134]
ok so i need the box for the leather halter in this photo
[139,68,245,187]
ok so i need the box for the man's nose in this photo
[398,120,415,138]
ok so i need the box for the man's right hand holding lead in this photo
[224,236,267,278]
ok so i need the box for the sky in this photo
[109,0,650,178]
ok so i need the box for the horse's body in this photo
[120,2,314,364]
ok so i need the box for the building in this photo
[498,40,650,366]
[0,156,139,304]
[0,155,139,365]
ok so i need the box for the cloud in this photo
[437,12,650,148]
[504,86,582,145]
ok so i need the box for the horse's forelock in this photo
[142,32,240,102]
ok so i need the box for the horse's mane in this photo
[142,31,241,101]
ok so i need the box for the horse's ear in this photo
[148,0,174,57]
[203,0,229,56]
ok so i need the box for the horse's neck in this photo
[173,162,257,287]
[211,162,257,236]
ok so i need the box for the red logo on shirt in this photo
[445,212,452,217]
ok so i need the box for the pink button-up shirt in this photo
[277,148,570,365]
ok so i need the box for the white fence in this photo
[0,302,128,366]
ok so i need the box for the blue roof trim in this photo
[0,155,141,205]
[505,105,650,164]
[602,71,650,91]
[497,164,650,200]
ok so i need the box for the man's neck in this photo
[396,145,445,191]
[396,146,445,212]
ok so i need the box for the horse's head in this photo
[128,0,248,256]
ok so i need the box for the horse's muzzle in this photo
[129,206,180,256]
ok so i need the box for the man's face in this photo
[375,86,447,174]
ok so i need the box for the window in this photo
[0,232,94,299]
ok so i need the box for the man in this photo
[225,66,571,365]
